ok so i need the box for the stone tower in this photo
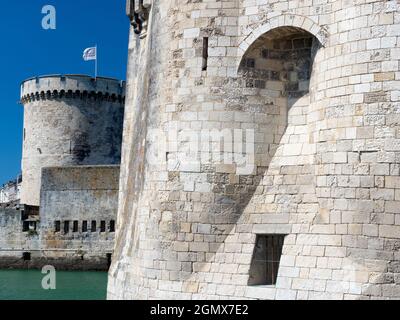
[109,0,400,300]
[20,75,125,206]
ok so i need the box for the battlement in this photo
[20,75,126,104]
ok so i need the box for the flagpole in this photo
[95,44,98,79]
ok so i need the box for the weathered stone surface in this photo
[0,166,120,270]
[108,0,400,301]
[20,75,125,206]
[0,75,125,270]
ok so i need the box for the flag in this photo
[83,47,97,61]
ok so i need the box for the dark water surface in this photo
[0,270,107,300]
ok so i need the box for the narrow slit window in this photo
[73,221,79,233]
[100,221,106,233]
[91,220,97,232]
[64,221,70,234]
[82,221,88,232]
[109,220,115,233]
[202,37,209,71]
[248,234,286,286]
[107,253,112,269]
[55,221,61,233]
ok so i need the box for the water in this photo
[0,270,108,300]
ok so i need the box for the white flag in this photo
[83,47,97,61]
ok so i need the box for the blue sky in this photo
[0,1,129,184]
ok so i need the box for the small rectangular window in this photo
[55,221,61,232]
[202,37,209,71]
[245,58,255,68]
[23,252,31,261]
[73,221,79,233]
[91,220,97,232]
[248,234,286,286]
[22,221,30,232]
[261,49,269,59]
[100,221,106,233]
[64,221,70,234]
[25,205,39,216]
[82,221,88,232]
[109,220,115,233]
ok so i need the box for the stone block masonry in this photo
[108,0,400,300]
[0,74,125,271]
[39,165,119,270]
[0,165,119,270]
[0,206,40,269]
[0,176,21,204]
[20,75,125,206]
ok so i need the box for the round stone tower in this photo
[109,0,400,300]
[20,75,125,206]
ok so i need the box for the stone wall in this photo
[0,207,40,268]
[109,0,400,300]
[39,165,119,270]
[0,166,119,270]
[0,177,21,204]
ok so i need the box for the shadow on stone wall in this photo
[172,28,322,282]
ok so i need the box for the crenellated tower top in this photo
[20,74,125,104]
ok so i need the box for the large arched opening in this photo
[237,26,322,158]
[234,26,324,289]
